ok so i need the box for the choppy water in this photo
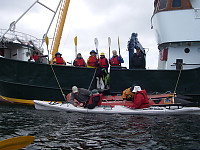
[0,103,200,150]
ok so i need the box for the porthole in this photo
[184,48,190,53]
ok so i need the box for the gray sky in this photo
[0,0,158,69]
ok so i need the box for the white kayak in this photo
[34,100,200,115]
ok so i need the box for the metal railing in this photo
[0,28,42,48]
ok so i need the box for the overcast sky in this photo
[0,0,158,69]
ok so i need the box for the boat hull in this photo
[0,57,96,102]
[110,68,200,96]
[34,100,200,115]
[0,57,199,105]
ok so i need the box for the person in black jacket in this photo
[130,47,146,69]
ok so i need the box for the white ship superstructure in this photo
[0,29,43,61]
[152,0,200,70]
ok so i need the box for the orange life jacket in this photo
[110,56,120,66]
[55,57,65,65]
[99,57,107,68]
[76,58,85,67]
[122,87,134,100]
[88,56,97,67]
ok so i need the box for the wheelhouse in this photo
[154,0,192,14]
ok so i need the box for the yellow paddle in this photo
[74,36,77,57]
[0,136,35,150]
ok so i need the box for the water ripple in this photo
[0,103,200,149]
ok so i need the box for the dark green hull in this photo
[0,58,95,101]
[110,68,200,104]
[0,57,200,103]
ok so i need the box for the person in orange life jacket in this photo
[73,53,86,67]
[98,52,109,71]
[30,51,40,63]
[110,50,124,67]
[86,89,102,109]
[52,52,66,65]
[86,50,98,68]
[70,86,91,107]
[122,84,135,101]
[130,47,146,69]
[96,52,109,89]
[126,86,149,109]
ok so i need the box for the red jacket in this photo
[31,55,39,62]
[110,56,120,66]
[88,56,97,67]
[55,57,65,65]
[99,57,107,68]
[128,90,149,109]
[76,58,85,67]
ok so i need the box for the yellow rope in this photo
[50,64,66,100]
[174,63,183,94]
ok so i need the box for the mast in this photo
[50,0,70,63]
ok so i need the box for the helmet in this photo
[55,52,62,56]
[132,86,142,92]
[90,50,97,54]
[100,52,105,56]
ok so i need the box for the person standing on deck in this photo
[110,50,124,67]
[73,53,86,67]
[70,86,90,107]
[30,51,41,63]
[99,52,109,71]
[52,52,66,65]
[96,52,109,89]
[130,47,146,69]
[86,50,98,68]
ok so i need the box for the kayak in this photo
[34,100,200,115]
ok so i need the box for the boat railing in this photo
[194,8,200,19]
[0,28,42,48]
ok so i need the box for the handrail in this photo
[0,28,42,48]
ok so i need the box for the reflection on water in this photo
[0,103,200,149]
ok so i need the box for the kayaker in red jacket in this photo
[127,86,149,109]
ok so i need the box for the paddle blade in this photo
[45,36,49,47]
[74,36,77,46]
[108,37,111,47]
[94,38,98,49]
[0,136,35,150]
[118,36,120,47]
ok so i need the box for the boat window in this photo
[159,0,168,10]
[172,0,181,8]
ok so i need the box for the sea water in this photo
[0,103,200,150]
